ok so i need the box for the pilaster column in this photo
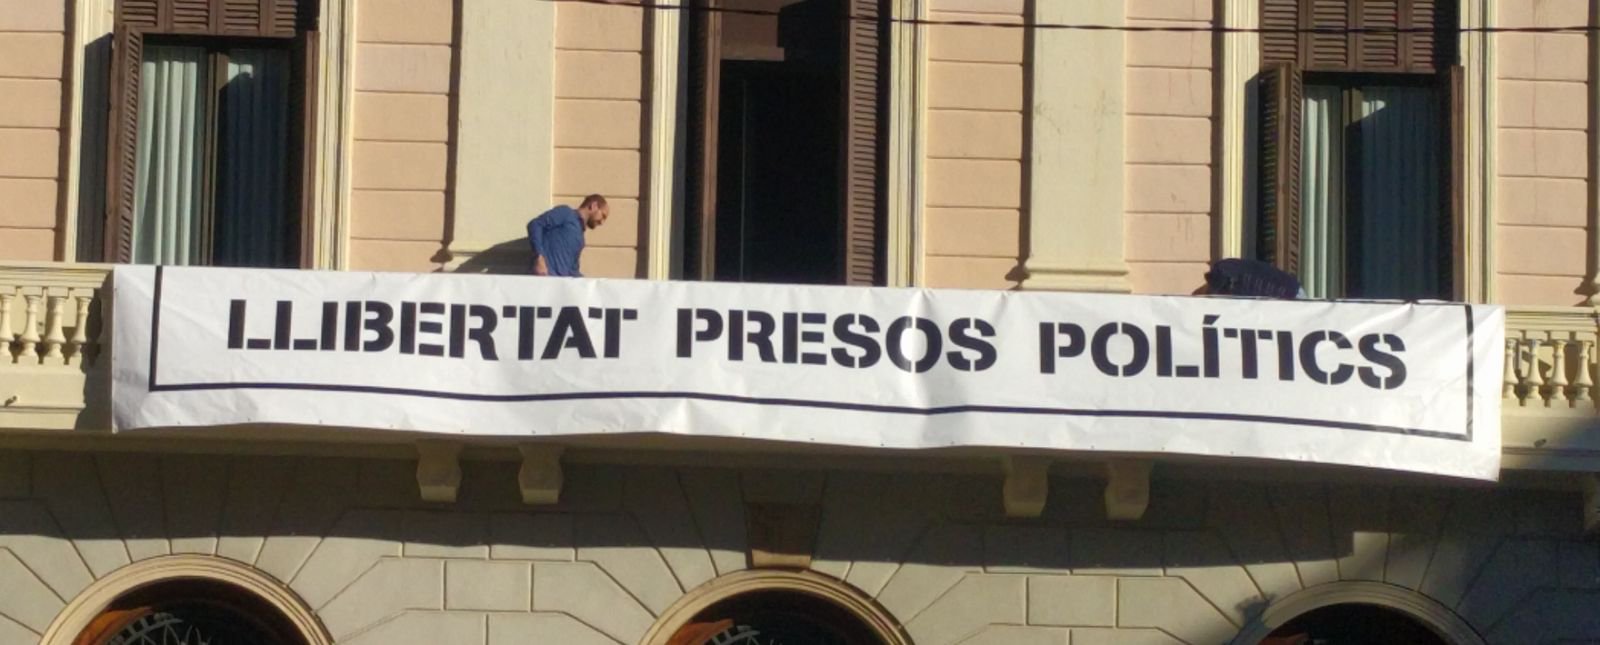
[1021,0,1129,293]
[1217,0,1259,261]
[447,0,556,271]
[1586,0,1600,304]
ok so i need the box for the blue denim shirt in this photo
[527,205,585,277]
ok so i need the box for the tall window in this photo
[105,0,317,267]
[682,0,886,286]
[1257,0,1461,300]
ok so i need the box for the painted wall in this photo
[1123,0,1214,295]
[922,0,1027,290]
[0,0,67,261]
[0,449,1595,643]
[553,0,647,279]
[1496,0,1592,306]
[348,0,455,272]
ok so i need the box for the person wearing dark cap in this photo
[1201,258,1303,299]
[527,194,609,277]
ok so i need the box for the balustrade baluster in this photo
[1524,339,1547,405]
[42,295,66,365]
[1574,340,1596,405]
[1548,339,1571,406]
[68,294,91,366]
[17,294,40,364]
[0,290,14,364]
[1503,339,1520,403]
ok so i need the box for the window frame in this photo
[681,0,889,286]
[1256,0,1464,300]
[104,0,319,267]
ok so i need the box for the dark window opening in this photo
[684,0,885,286]
[1263,603,1451,645]
[667,590,887,645]
[74,579,309,645]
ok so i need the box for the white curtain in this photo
[1300,84,1344,299]
[214,48,291,267]
[131,46,208,265]
[1355,87,1440,299]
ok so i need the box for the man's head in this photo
[578,194,609,230]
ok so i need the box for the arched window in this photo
[73,579,309,645]
[1262,603,1450,645]
[42,556,331,645]
[1234,581,1484,645]
[646,570,910,645]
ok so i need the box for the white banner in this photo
[112,266,1504,480]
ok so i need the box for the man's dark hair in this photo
[580,194,607,209]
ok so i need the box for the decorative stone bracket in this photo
[1104,459,1153,521]
[415,441,463,503]
[1002,456,1050,518]
[518,444,564,505]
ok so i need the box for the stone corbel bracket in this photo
[1002,456,1051,518]
[1104,459,1153,521]
[416,441,463,503]
[518,444,565,505]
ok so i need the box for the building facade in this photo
[1,0,1599,643]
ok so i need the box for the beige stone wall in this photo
[553,1,646,279]
[1496,0,1591,306]
[0,0,67,261]
[348,0,455,272]
[922,0,1026,290]
[2,449,1596,644]
[1123,0,1213,295]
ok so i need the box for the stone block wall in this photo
[1495,0,1593,306]
[0,449,1595,644]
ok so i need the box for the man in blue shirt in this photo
[528,194,609,277]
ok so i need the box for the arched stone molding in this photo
[1231,581,1486,645]
[640,569,913,645]
[37,554,333,645]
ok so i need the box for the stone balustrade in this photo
[0,264,108,368]
[1504,306,1600,411]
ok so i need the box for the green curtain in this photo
[132,45,208,265]
[1300,84,1344,299]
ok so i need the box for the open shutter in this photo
[1257,61,1303,273]
[838,0,883,285]
[684,0,721,280]
[1440,64,1464,296]
[104,24,144,263]
[289,30,319,266]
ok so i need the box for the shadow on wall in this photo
[0,449,1583,643]
[444,239,533,275]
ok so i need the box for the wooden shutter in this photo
[1257,61,1303,273]
[114,0,312,35]
[1261,0,1299,65]
[104,24,144,263]
[1440,64,1464,296]
[1259,0,1453,72]
[1306,0,1353,70]
[838,0,883,285]
[684,0,721,280]
[289,30,319,266]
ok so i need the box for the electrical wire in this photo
[534,0,1600,34]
